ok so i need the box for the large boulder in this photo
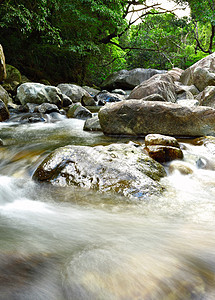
[33,143,166,200]
[98,100,215,137]
[17,83,63,107]
[180,53,215,86]
[0,45,6,82]
[57,83,93,103]
[128,73,177,103]
[101,68,166,90]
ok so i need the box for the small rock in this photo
[83,115,101,131]
[169,161,194,175]
[82,86,100,96]
[81,94,97,106]
[145,134,183,162]
[95,90,124,105]
[20,113,47,123]
[36,103,60,114]
[141,94,166,102]
[193,67,215,92]
[176,90,194,101]
[17,83,63,107]
[61,94,73,107]
[196,86,215,108]
[18,105,30,113]
[146,145,183,163]
[167,67,184,82]
[0,85,11,105]
[111,89,127,95]
[67,103,92,119]
[145,134,180,148]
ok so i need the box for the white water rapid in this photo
[0,118,215,299]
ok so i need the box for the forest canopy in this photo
[0,0,214,85]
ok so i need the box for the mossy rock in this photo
[5,64,22,84]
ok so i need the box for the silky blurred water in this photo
[0,118,215,299]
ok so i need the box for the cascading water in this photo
[0,117,215,299]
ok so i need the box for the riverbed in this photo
[0,117,215,299]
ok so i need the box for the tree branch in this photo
[193,20,213,54]
[209,24,215,54]
[99,2,177,45]
[109,40,160,52]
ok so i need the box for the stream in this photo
[0,115,215,299]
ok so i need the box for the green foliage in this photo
[176,0,215,53]
[0,0,129,84]
[0,0,213,85]
[125,13,197,70]
[0,0,61,44]
[181,0,215,25]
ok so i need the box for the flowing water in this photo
[0,116,215,299]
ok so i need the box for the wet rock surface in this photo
[67,103,92,119]
[57,83,92,103]
[17,83,63,107]
[33,143,166,200]
[98,100,215,137]
[83,115,101,131]
[144,134,183,163]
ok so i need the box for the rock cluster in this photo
[1,45,215,201]
[99,52,215,137]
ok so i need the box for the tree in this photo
[0,0,209,85]
[176,0,215,53]
[124,12,198,70]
